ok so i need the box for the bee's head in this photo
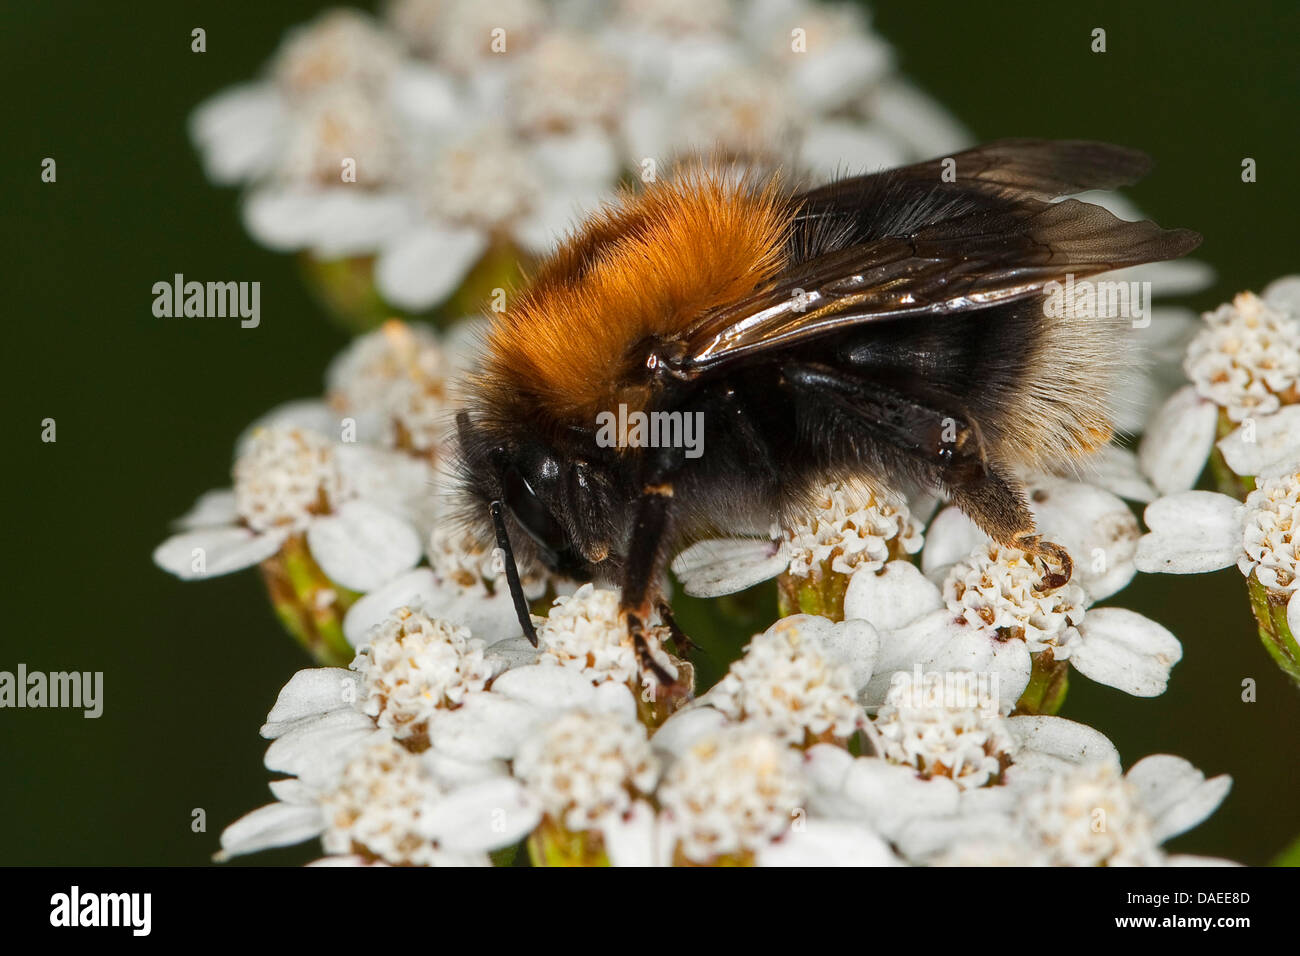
[455,411,620,585]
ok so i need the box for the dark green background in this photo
[2,1,1296,866]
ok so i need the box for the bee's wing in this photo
[798,138,1154,208]
[674,141,1200,373]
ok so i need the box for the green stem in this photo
[1246,574,1300,685]
[259,534,360,666]
[1014,650,1070,715]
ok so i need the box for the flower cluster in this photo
[1136,275,1300,682]
[190,0,971,319]
[218,580,1230,865]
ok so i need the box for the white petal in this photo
[1135,491,1244,574]
[529,127,619,186]
[306,500,422,592]
[1263,274,1300,316]
[421,751,509,789]
[814,617,880,691]
[1127,754,1232,843]
[800,121,905,182]
[489,664,606,710]
[418,777,540,851]
[189,83,283,185]
[759,820,899,867]
[1004,714,1119,782]
[483,635,541,673]
[243,188,411,257]
[1025,477,1139,601]
[260,668,358,738]
[843,560,943,632]
[262,710,379,784]
[1217,406,1300,479]
[601,800,666,867]
[1163,854,1241,867]
[235,400,341,457]
[217,802,323,859]
[172,488,238,530]
[513,183,607,256]
[893,810,1023,864]
[307,190,414,259]
[427,693,541,761]
[920,509,988,579]
[1289,591,1300,642]
[650,706,728,757]
[840,759,961,839]
[374,224,488,311]
[153,526,287,579]
[342,568,442,645]
[267,777,315,805]
[859,611,968,708]
[790,32,891,111]
[670,537,787,597]
[1074,445,1157,503]
[918,630,1031,713]
[870,78,971,157]
[1138,385,1218,495]
[388,63,460,133]
[1070,608,1182,696]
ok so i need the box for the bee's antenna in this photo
[489,500,539,647]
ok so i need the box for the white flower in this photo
[536,583,676,688]
[510,31,628,134]
[801,713,1116,849]
[1137,472,1300,632]
[422,0,546,74]
[847,548,1182,710]
[700,615,869,744]
[1185,291,1300,424]
[872,675,1015,791]
[219,736,537,865]
[1140,277,1300,490]
[154,427,423,591]
[1018,756,1231,867]
[189,10,403,186]
[374,123,615,310]
[671,480,922,597]
[1240,473,1300,591]
[351,607,495,741]
[242,85,414,260]
[272,9,403,100]
[515,710,659,833]
[657,727,806,864]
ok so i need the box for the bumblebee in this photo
[455,140,1200,674]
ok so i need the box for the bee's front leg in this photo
[620,481,678,687]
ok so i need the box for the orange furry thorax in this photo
[479,167,792,422]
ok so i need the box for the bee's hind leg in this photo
[942,453,1073,592]
[782,362,1074,593]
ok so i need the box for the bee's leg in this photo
[621,479,680,688]
[784,362,1072,591]
[942,453,1072,591]
[656,600,697,657]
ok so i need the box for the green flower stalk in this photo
[260,534,359,666]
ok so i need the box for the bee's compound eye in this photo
[502,465,570,557]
